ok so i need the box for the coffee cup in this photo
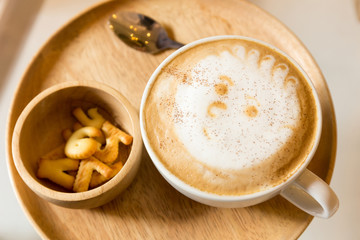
[140,35,339,218]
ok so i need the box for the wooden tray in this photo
[6,0,337,239]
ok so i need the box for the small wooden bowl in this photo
[12,81,142,208]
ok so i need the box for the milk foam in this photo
[173,47,300,170]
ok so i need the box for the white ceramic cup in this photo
[140,35,339,218]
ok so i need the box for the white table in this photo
[1,0,359,239]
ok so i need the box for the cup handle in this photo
[280,169,339,218]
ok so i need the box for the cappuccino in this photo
[143,38,318,196]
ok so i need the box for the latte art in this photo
[144,39,318,195]
[173,47,299,170]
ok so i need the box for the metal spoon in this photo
[108,12,184,54]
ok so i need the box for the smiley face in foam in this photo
[173,45,300,170]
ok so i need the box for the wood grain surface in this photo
[6,0,337,239]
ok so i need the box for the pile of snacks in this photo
[36,107,132,192]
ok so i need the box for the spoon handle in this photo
[167,40,185,49]
[157,33,184,50]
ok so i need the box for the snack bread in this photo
[94,121,133,164]
[36,106,131,193]
[73,108,106,144]
[37,158,80,190]
[73,156,113,192]
[72,107,105,129]
[65,126,102,159]
[90,160,123,188]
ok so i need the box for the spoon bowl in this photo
[108,11,184,54]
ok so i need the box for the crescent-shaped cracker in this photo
[65,126,102,159]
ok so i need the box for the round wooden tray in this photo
[6,0,337,239]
